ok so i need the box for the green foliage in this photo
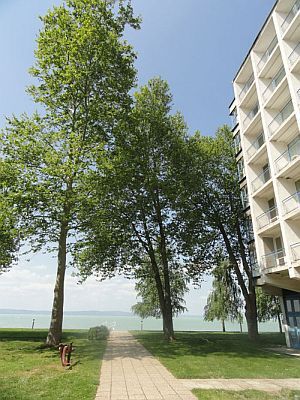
[87,325,109,340]
[132,259,188,319]
[256,288,282,323]
[204,260,243,325]
[74,77,189,338]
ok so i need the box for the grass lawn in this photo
[133,331,300,379]
[192,389,300,400]
[0,329,106,400]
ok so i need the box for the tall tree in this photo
[1,0,139,346]
[74,78,190,340]
[204,260,243,332]
[256,288,282,333]
[177,127,259,340]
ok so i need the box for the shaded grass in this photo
[0,329,105,400]
[133,331,300,379]
[192,389,300,400]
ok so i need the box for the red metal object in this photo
[58,342,73,367]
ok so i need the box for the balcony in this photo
[257,206,278,230]
[268,99,294,138]
[283,192,300,218]
[291,242,300,263]
[261,249,286,273]
[257,36,278,73]
[251,167,271,194]
[239,73,254,102]
[281,0,300,34]
[246,132,265,160]
[275,137,300,174]
[243,103,259,130]
[289,43,300,73]
[262,66,286,104]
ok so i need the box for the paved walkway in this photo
[95,331,300,400]
[95,331,197,400]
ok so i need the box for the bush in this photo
[87,325,109,340]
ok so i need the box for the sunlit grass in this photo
[133,331,300,379]
[0,329,105,400]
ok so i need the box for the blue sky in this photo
[0,0,275,313]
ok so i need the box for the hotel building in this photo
[230,0,300,348]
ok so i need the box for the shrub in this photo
[87,325,109,340]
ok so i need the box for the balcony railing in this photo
[282,0,300,33]
[261,249,286,271]
[268,99,294,137]
[256,206,278,229]
[251,167,271,193]
[275,137,300,173]
[239,73,254,101]
[246,132,265,160]
[289,42,300,66]
[257,36,278,72]
[262,66,286,102]
[283,191,300,214]
[291,242,300,262]
[243,103,259,129]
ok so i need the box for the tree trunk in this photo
[277,312,282,333]
[46,220,68,346]
[245,293,258,341]
[163,305,174,340]
[222,319,226,332]
[239,322,243,333]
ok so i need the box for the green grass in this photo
[133,331,300,379]
[192,389,300,400]
[0,329,106,400]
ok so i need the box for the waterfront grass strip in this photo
[133,331,300,379]
[0,329,105,400]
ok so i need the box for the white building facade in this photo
[230,0,300,348]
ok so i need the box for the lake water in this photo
[0,312,280,332]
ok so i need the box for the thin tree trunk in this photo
[239,322,243,333]
[277,312,282,333]
[222,319,226,332]
[46,220,68,346]
[154,189,175,341]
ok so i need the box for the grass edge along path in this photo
[192,389,300,400]
[0,329,106,400]
[132,331,300,379]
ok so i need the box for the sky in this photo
[0,0,275,313]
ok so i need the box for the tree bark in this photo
[46,219,68,346]
[245,292,259,341]
[222,319,226,332]
[277,311,282,333]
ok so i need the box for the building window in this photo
[233,132,241,154]
[237,157,245,181]
[240,185,249,209]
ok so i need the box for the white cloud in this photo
[0,252,212,314]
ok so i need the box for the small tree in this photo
[132,259,188,322]
[256,288,282,333]
[204,260,243,332]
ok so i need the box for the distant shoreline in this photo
[0,309,201,317]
